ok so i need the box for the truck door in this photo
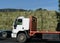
[13,19,23,32]
[16,19,23,30]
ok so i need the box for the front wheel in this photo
[17,33,27,43]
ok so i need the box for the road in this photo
[0,38,46,43]
[0,38,60,43]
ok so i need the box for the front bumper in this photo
[11,33,17,38]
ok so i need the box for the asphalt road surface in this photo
[0,38,60,43]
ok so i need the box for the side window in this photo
[17,19,22,25]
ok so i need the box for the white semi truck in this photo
[0,16,60,43]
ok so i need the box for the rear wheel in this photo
[17,33,27,43]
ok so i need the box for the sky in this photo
[0,0,58,11]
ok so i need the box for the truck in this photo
[0,16,60,43]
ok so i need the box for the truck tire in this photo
[17,33,27,43]
[2,32,7,39]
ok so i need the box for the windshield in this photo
[14,19,22,29]
[14,19,22,25]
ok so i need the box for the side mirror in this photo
[13,22,17,29]
[14,24,17,29]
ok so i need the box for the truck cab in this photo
[11,16,30,38]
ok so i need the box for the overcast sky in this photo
[0,0,58,11]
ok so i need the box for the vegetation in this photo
[0,8,59,31]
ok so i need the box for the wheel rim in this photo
[19,35,25,41]
[18,33,26,43]
[2,32,7,38]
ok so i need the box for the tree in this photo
[36,8,42,11]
